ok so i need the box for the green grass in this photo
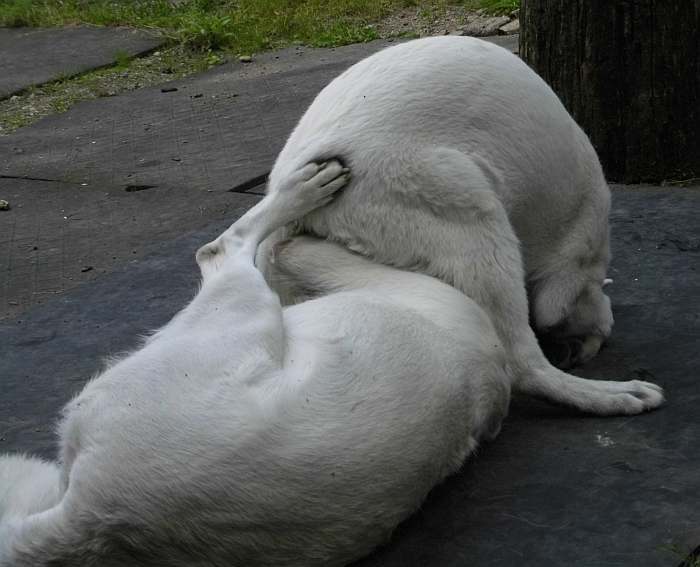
[660,544,700,567]
[0,0,401,52]
[0,0,518,53]
[477,0,519,14]
[113,49,132,69]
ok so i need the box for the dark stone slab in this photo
[0,26,163,98]
[0,185,698,566]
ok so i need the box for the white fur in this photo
[0,161,511,566]
[257,36,659,401]
[0,456,61,525]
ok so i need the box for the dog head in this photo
[534,278,614,369]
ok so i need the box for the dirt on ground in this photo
[375,5,473,38]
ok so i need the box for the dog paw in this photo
[296,159,350,208]
[621,379,665,410]
[268,159,350,226]
[596,379,665,415]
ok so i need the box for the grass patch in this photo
[113,49,132,69]
[477,0,519,14]
[0,0,401,52]
[0,0,517,52]
[661,544,700,567]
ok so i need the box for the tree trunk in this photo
[520,0,700,184]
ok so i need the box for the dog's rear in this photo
[258,36,662,416]
[260,37,613,347]
[0,455,61,524]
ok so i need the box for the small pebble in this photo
[0,199,10,210]
[239,55,253,63]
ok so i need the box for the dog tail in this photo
[0,454,62,523]
[0,454,66,566]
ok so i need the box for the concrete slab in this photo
[0,26,163,98]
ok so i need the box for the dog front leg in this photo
[196,160,349,277]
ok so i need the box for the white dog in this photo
[0,38,664,567]
[259,35,618,372]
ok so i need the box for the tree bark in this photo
[520,0,700,184]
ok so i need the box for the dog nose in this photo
[574,335,604,365]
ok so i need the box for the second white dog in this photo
[258,36,630,395]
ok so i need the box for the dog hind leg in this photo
[279,147,664,416]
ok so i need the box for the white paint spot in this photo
[596,433,615,447]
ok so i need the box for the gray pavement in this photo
[0,26,163,98]
[0,35,517,319]
[0,39,398,318]
[0,32,698,566]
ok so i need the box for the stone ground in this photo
[0,26,163,98]
[0,29,698,567]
